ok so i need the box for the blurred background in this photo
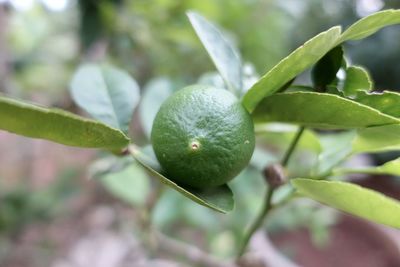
[1,0,400,267]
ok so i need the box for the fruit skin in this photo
[151,85,255,189]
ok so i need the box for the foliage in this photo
[2,6,400,262]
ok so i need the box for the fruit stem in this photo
[237,126,305,259]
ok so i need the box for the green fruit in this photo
[151,85,255,189]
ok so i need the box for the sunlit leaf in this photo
[339,9,400,42]
[352,124,400,154]
[242,26,342,112]
[343,66,373,97]
[252,92,400,128]
[292,179,400,228]
[355,90,400,118]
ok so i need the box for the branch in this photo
[155,231,238,267]
[243,231,300,267]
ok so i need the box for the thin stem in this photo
[237,186,274,257]
[281,126,305,166]
[237,125,305,259]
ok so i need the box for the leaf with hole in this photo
[128,145,234,213]
[343,66,373,97]
[292,179,400,229]
[70,64,140,134]
[354,90,400,118]
[0,95,129,149]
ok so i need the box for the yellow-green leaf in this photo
[292,179,400,228]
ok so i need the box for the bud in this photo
[263,164,286,188]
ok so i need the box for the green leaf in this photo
[242,26,342,112]
[292,179,400,229]
[101,162,150,206]
[70,64,140,134]
[128,145,234,213]
[334,157,400,176]
[355,90,400,118]
[311,46,343,89]
[340,9,400,42]
[342,66,373,97]
[138,78,174,139]
[187,11,242,94]
[252,92,400,128]
[0,95,129,149]
[352,124,400,154]
[316,131,355,175]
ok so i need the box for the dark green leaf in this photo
[0,95,129,149]
[252,92,400,128]
[187,11,242,94]
[70,64,140,134]
[242,26,342,112]
[128,145,234,213]
[343,66,373,97]
[311,46,343,89]
[340,9,400,42]
[292,179,400,228]
[355,90,400,118]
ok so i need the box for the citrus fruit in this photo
[151,85,255,189]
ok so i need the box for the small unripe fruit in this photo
[151,85,255,189]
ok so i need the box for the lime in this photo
[151,85,255,189]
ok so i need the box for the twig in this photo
[237,126,305,259]
[237,186,274,257]
[247,231,300,267]
[155,231,238,267]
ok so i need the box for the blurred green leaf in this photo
[128,145,234,213]
[252,92,400,128]
[343,66,373,97]
[0,95,129,149]
[101,162,150,206]
[138,78,174,139]
[242,26,342,112]
[355,90,400,118]
[316,131,355,175]
[352,124,400,154]
[334,157,400,176]
[187,11,242,94]
[311,46,343,89]
[339,9,400,42]
[292,179,400,228]
[70,64,140,134]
